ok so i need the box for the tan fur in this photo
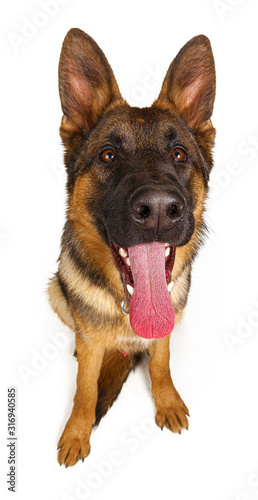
[48,275,75,331]
[149,332,189,432]
[59,250,120,318]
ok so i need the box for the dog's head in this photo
[58,29,216,339]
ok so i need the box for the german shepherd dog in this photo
[48,28,216,467]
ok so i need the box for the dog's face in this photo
[84,106,197,248]
[58,29,215,339]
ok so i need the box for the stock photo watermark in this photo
[0,232,8,246]
[51,64,166,183]
[52,160,66,185]
[7,387,17,493]
[213,0,249,21]
[125,64,165,106]
[233,472,258,500]
[7,0,72,53]
[222,300,258,353]
[209,135,258,200]
[60,418,158,500]
[17,327,72,385]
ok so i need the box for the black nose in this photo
[130,187,186,231]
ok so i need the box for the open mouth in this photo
[110,241,176,339]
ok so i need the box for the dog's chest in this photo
[116,331,154,353]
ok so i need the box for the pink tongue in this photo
[128,242,175,339]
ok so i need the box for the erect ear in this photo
[58,28,122,141]
[154,35,216,132]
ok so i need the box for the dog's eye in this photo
[99,149,116,164]
[172,148,187,162]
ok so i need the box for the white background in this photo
[1,0,258,499]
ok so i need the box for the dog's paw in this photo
[155,397,189,434]
[57,426,91,467]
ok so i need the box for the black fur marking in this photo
[57,273,69,303]
[62,220,122,305]
[95,351,142,425]
[68,290,120,328]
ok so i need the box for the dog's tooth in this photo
[126,284,134,295]
[125,257,130,266]
[119,248,128,258]
[167,281,174,293]
[165,247,170,257]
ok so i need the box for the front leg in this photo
[58,335,105,467]
[148,335,189,433]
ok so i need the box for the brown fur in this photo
[49,29,216,466]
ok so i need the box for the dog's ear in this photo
[59,29,122,141]
[154,35,216,132]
